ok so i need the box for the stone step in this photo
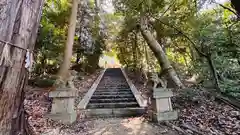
[96,88,130,91]
[83,108,145,118]
[98,84,127,86]
[91,94,135,99]
[97,85,129,88]
[97,86,129,88]
[80,68,147,118]
[87,102,139,109]
[96,89,131,92]
[98,82,126,83]
[97,87,130,90]
[89,98,137,103]
[93,91,132,95]
[98,82,128,84]
[104,73,123,75]
[99,80,126,82]
[98,83,128,85]
[98,83,127,85]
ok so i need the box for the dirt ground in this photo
[43,117,178,135]
[25,70,180,135]
[25,69,240,135]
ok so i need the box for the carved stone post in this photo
[46,70,78,124]
[47,88,78,124]
[152,88,178,121]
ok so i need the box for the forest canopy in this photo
[31,0,240,97]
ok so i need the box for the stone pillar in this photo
[152,88,177,122]
[47,88,78,124]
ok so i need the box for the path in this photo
[84,117,177,135]
[46,117,178,135]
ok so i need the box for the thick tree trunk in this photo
[206,55,221,92]
[0,0,43,134]
[156,31,166,53]
[58,0,79,81]
[139,17,184,88]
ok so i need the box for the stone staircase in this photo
[79,68,146,117]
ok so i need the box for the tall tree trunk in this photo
[139,17,184,88]
[189,45,198,62]
[0,0,43,134]
[156,31,166,53]
[144,43,150,72]
[58,0,79,81]
[134,31,138,67]
[132,34,138,71]
[206,55,221,91]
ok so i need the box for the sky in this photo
[101,0,114,13]
[203,0,229,10]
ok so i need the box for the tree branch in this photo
[151,17,208,57]
[216,2,239,17]
[160,1,176,18]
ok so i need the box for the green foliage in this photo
[112,0,197,73]
[112,0,240,98]
[34,0,107,75]
[32,0,240,98]
[28,75,57,88]
[34,0,70,75]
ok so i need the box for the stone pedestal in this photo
[46,88,78,124]
[152,88,177,122]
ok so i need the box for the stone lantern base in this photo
[152,88,178,122]
[46,88,78,124]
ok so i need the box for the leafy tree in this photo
[34,0,71,76]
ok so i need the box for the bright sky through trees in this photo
[203,0,228,9]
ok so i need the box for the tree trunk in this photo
[156,31,166,53]
[231,0,240,16]
[139,17,184,88]
[58,0,79,81]
[132,33,138,71]
[144,43,150,72]
[75,49,81,64]
[206,55,221,92]
[85,53,101,73]
[0,0,44,134]
[119,47,128,66]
